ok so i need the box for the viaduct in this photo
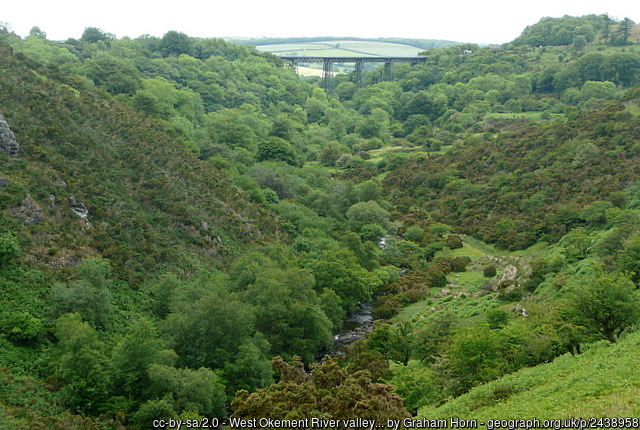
[278,56,428,93]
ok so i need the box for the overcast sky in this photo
[2,0,638,44]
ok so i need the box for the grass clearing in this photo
[392,238,550,325]
[418,331,640,419]
[484,111,563,121]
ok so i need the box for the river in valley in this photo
[331,302,374,353]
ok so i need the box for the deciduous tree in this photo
[569,273,640,343]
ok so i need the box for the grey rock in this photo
[0,177,8,188]
[0,114,19,157]
[12,195,42,224]
[68,196,89,220]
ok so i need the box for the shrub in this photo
[0,232,19,264]
[483,266,497,278]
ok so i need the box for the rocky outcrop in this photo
[68,196,92,228]
[11,195,43,224]
[0,114,19,157]
[68,196,89,220]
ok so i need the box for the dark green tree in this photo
[603,53,640,87]
[257,137,299,166]
[85,55,143,95]
[81,27,110,44]
[244,268,332,363]
[600,14,612,43]
[163,280,255,369]
[161,31,193,57]
[613,18,634,46]
[569,273,640,343]
[311,249,380,311]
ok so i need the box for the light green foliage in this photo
[404,225,425,242]
[572,35,588,50]
[485,308,510,329]
[617,234,640,284]
[53,313,111,413]
[428,223,452,237]
[223,340,274,394]
[0,232,19,263]
[133,77,204,123]
[360,223,386,243]
[318,288,345,329]
[413,312,456,363]
[205,108,265,151]
[558,227,597,261]
[581,81,618,100]
[6,20,640,425]
[511,15,604,46]
[1,311,44,344]
[132,398,177,427]
[389,362,443,413]
[346,200,390,232]
[49,258,113,329]
[81,27,111,44]
[367,321,414,366]
[442,323,509,394]
[111,319,174,397]
[311,249,380,311]
[10,34,78,66]
[147,364,226,417]
[419,331,640,419]
[109,36,142,59]
[355,108,391,141]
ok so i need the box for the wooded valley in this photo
[1,13,640,428]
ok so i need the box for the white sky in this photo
[2,0,638,45]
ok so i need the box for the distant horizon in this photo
[3,0,638,45]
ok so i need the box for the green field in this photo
[255,40,425,57]
[253,39,427,74]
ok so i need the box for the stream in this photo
[331,302,374,353]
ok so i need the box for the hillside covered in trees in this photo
[1,13,640,428]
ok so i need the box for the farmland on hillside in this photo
[255,40,425,74]
[255,40,425,57]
